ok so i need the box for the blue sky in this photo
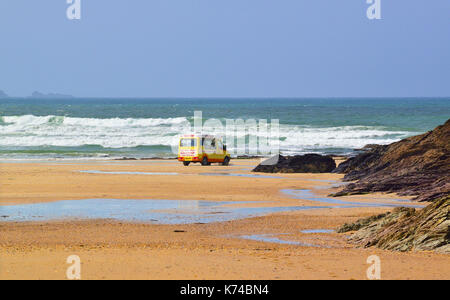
[0,0,449,98]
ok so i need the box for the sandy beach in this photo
[2,0,449,284]
[1,159,449,280]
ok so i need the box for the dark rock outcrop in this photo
[333,119,450,202]
[338,196,449,254]
[253,154,336,173]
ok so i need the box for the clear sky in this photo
[0,0,449,98]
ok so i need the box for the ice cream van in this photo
[178,135,231,166]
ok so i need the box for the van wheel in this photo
[183,162,190,166]
[222,156,230,166]
[201,156,210,166]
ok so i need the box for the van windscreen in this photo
[180,138,197,147]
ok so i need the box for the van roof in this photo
[181,134,221,139]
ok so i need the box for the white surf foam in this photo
[0,115,415,153]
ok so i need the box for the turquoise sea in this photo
[0,98,449,159]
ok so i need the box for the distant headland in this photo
[0,90,74,99]
[0,90,9,98]
[29,91,74,99]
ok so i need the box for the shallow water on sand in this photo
[78,170,281,178]
[300,229,335,234]
[311,180,349,190]
[240,234,322,248]
[79,170,179,176]
[281,189,425,208]
[0,186,425,224]
[199,172,283,179]
[0,199,328,224]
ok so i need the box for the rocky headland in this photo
[29,91,74,99]
[0,90,9,98]
[333,119,450,202]
[334,119,449,253]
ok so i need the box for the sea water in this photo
[0,98,448,159]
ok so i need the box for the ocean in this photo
[0,98,449,160]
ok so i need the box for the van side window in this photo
[203,139,212,150]
[216,140,223,153]
[180,138,197,147]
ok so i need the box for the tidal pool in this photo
[281,189,425,209]
[200,173,283,179]
[0,199,328,224]
[312,181,349,190]
[300,229,335,234]
[240,234,320,248]
[79,170,179,175]
[306,179,340,183]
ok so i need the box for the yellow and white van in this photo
[178,135,231,166]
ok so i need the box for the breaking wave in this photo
[0,115,415,157]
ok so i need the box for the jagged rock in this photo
[253,154,336,173]
[337,212,389,233]
[338,196,449,253]
[335,120,450,253]
[333,119,450,202]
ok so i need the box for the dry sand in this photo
[1,159,449,280]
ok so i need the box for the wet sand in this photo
[1,159,449,280]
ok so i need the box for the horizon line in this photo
[1,96,450,100]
